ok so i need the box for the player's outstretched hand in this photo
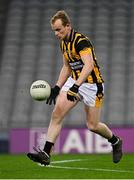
[46,85,60,105]
[67,84,80,102]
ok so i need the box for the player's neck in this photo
[64,28,73,42]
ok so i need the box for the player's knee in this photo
[51,106,63,122]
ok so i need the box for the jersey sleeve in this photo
[76,39,93,56]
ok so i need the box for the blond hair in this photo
[50,10,71,26]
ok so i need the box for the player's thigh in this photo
[84,105,102,127]
[53,91,78,119]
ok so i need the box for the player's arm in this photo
[56,55,71,88]
[75,50,94,86]
[67,39,94,101]
[46,56,71,105]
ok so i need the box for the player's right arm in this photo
[56,56,71,88]
[46,56,71,105]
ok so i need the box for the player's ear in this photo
[66,23,70,27]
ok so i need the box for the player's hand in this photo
[46,85,60,105]
[67,84,80,102]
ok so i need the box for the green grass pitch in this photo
[0,153,134,179]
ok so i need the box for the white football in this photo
[30,80,51,101]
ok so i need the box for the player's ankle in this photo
[43,141,54,155]
[108,134,119,145]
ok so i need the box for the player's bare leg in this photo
[84,105,123,163]
[46,91,79,143]
[27,91,79,165]
[84,106,113,139]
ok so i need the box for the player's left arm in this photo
[75,51,94,86]
[67,40,94,102]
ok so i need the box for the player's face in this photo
[51,19,71,41]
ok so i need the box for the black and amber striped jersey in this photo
[60,29,104,84]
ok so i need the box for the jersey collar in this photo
[64,28,75,43]
[68,28,74,42]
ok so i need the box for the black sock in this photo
[108,134,118,144]
[43,141,54,155]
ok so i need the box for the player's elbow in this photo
[89,60,94,70]
[86,62,94,76]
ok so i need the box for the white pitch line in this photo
[48,159,134,174]
[51,159,87,164]
[49,165,134,174]
[37,159,86,167]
